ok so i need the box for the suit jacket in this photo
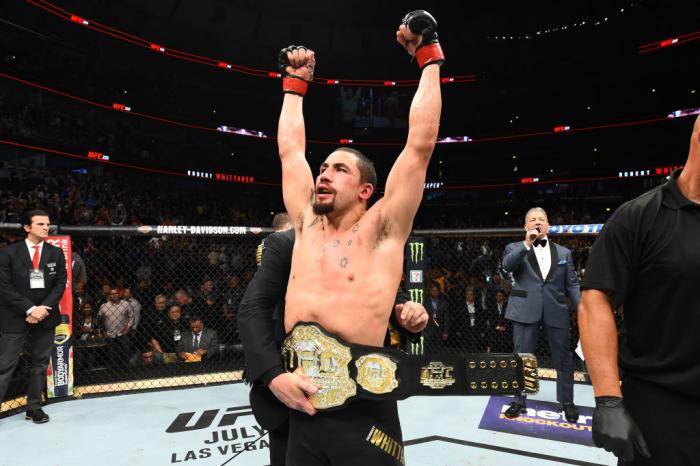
[489,301,510,331]
[451,299,490,351]
[502,240,580,329]
[423,296,449,345]
[238,229,416,430]
[0,239,68,333]
[176,327,220,358]
[487,300,513,351]
[238,229,296,430]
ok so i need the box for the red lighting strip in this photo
[2,70,694,148]
[0,139,185,176]
[638,30,700,53]
[0,138,675,192]
[443,175,621,191]
[26,0,476,87]
[440,172,676,192]
[3,70,695,148]
[0,139,280,186]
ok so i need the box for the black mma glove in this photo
[402,10,445,69]
[278,45,314,96]
[593,396,651,462]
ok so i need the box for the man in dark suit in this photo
[0,210,67,423]
[177,315,220,361]
[502,207,581,422]
[489,289,513,353]
[238,227,428,466]
[452,286,488,353]
[422,282,449,354]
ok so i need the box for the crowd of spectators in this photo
[0,159,633,231]
[0,163,274,227]
[63,243,254,371]
[0,157,613,376]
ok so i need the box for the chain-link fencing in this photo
[400,229,598,376]
[1,224,600,416]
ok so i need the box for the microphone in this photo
[529,226,540,241]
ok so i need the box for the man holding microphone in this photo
[501,207,581,422]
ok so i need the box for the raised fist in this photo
[278,45,316,82]
[396,10,444,69]
[396,24,422,57]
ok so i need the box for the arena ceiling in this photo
[1,0,699,184]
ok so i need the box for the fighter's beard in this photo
[312,199,334,215]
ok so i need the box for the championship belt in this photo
[282,322,539,411]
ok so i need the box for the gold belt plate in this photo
[283,324,357,409]
[420,361,456,389]
[355,354,399,395]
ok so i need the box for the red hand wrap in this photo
[415,43,445,69]
[282,76,308,96]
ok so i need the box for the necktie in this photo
[194,334,200,349]
[533,238,548,248]
[32,245,40,270]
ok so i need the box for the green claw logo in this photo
[408,288,424,304]
[409,242,424,262]
[411,336,424,355]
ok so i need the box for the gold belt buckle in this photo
[282,324,357,409]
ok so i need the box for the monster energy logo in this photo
[409,242,424,262]
[411,336,424,355]
[408,288,424,304]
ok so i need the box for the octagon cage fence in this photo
[0,222,604,416]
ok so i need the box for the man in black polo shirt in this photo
[579,115,700,465]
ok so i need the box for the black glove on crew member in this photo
[592,396,651,462]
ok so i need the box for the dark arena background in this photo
[1,1,699,465]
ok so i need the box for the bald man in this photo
[579,114,700,465]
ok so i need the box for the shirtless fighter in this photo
[276,10,444,466]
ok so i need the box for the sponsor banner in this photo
[548,224,603,235]
[404,237,426,306]
[45,236,73,398]
[405,237,426,355]
[165,405,269,464]
[154,225,261,235]
[478,396,594,446]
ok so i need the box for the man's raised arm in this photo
[277,46,316,224]
[382,11,444,237]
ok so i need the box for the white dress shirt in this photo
[496,302,505,316]
[525,237,551,279]
[465,301,476,327]
[125,298,142,329]
[25,239,44,315]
